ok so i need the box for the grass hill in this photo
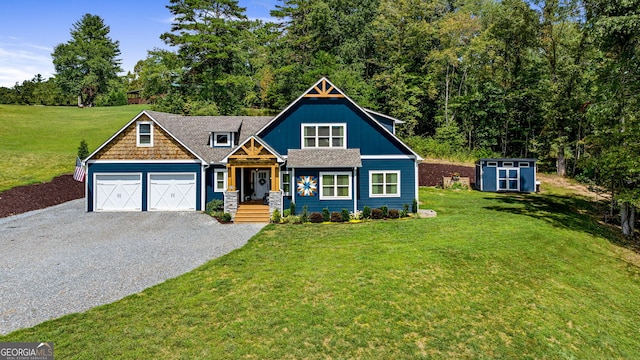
[0,104,145,191]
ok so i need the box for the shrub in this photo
[271,209,281,223]
[412,198,418,213]
[221,212,232,223]
[301,205,309,223]
[205,199,224,214]
[283,209,291,217]
[310,212,324,223]
[331,212,342,222]
[388,209,400,219]
[289,202,296,216]
[371,208,383,219]
[362,206,371,219]
[77,139,89,159]
[381,205,389,218]
[341,209,350,222]
[287,215,302,224]
[322,208,331,222]
[400,208,408,218]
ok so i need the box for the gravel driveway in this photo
[0,199,265,335]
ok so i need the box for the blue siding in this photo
[205,167,225,203]
[260,98,411,156]
[292,168,355,213]
[367,113,395,133]
[358,159,416,211]
[520,166,536,192]
[482,164,498,192]
[87,162,202,211]
[478,159,536,193]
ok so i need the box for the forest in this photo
[0,0,638,234]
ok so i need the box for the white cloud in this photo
[0,42,55,87]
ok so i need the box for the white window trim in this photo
[281,171,291,196]
[502,162,514,167]
[487,161,498,167]
[213,132,232,147]
[519,162,530,168]
[301,123,347,149]
[369,170,401,198]
[136,121,153,147]
[214,169,227,192]
[319,172,352,200]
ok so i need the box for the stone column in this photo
[269,190,282,216]
[224,190,239,219]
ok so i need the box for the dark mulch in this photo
[0,175,84,219]
[419,162,476,187]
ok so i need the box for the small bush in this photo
[283,209,291,217]
[388,209,400,219]
[322,208,331,222]
[400,208,408,218]
[371,208,383,219]
[221,212,232,223]
[288,215,302,224]
[412,199,418,213]
[362,206,371,219]
[289,202,296,216]
[271,209,281,223]
[381,205,389,218]
[78,139,89,159]
[301,205,309,223]
[341,209,350,222]
[331,212,343,222]
[205,199,224,214]
[310,212,324,223]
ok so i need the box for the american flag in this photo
[73,157,85,182]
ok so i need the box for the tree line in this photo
[0,0,638,235]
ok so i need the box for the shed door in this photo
[497,168,519,191]
[148,173,196,211]
[95,174,142,211]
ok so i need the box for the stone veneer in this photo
[269,191,283,216]
[224,190,239,219]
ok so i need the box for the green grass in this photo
[0,104,146,191]
[2,188,639,358]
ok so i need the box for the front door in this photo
[254,170,270,200]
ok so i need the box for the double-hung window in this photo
[370,171,400,197]
[137,122,153,146]
[281,171,291,196]
[214,169,227,192]
[302,124,345,148]
[320,172,351,200]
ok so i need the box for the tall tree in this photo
[52,14,122,107]
[160,0,251,114]
[584,0,640,237]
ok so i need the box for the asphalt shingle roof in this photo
[146,110,273,164]
[287,148,362,168]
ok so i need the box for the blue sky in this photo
[0,0,277,87]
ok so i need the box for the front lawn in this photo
[2,187,639,358]
[0,105,145,191]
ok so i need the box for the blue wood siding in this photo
[358,158,416,211]
[367,113,395,133]
[260,98,411,156]
[292,168,355,213]
[478,159,536,192]
[87,162,202,211]
[205,167,225,203]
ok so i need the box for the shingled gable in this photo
[84,110,206,163]
[255,77,423,161]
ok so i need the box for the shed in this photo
[475,158,537,192]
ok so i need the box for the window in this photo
[137,122,153,146]
[213,132,231,147]
[370,171,400,197]
[302,124,345,148]
[214,169,227,192]
[281,171,291,196]
[320,172,351,200]
[487,161,498,167]
[519,162,530,168]
[502,162,514,167]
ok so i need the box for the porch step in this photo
[234,204,270,224]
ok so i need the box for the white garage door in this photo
[148,173,197,211]
[95,174,142,211]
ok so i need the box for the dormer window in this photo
[137,122,153,147]
[211,132,233,147]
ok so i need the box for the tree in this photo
[160,0,252,114]
[52,14,122,107]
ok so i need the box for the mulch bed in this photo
[419,162,476,187]
[0,175,84,219]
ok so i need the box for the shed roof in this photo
[287,148,362,168]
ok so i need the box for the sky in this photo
[0,0,278,88]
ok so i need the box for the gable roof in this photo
[287,148,362,168]
[256,77,422,161]
[220,135,285,164]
